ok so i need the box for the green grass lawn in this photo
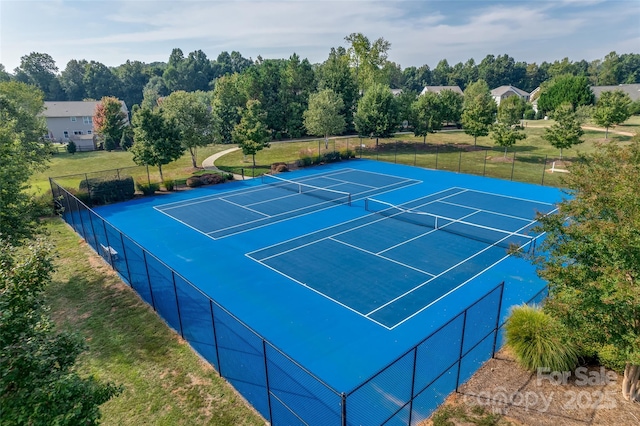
[45,218,265,425]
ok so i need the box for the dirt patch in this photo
[425,349,640,425]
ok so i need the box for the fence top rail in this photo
[50,178,343,397]
[50,165,145,180]
[346,281,505,396]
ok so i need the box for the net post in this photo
[364,198,368,211]
[348,194,352,206]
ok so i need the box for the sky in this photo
[1,0,638,73]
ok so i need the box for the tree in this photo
[59,59,88,100]
[497,95,526,126]
[0,238,122,424]
[532,139,640,402]
[461,80,496,145]
[536,74,595,116]
[161,90,215,168]
[13,52,62,100]
[232,99,270,167]
[93,96,127,151]
[411,91,444,144]
[353,84,399,145]
[317,47,359,133]
[66,139,77,154]
[439,89,464,126]
[131,106,184,181]
[344,33,391,91]
[542,103,584,159]
[282,53,316,138]
[592,90,632,138]
[0,81,49,244]
[490,121,526,157]
[113,60,149,109]
[83,61,119,100]
[303,89,346,148]
[211,73,246,144]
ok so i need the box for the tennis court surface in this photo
[60,160,563,425]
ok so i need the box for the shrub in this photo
[271,162,289,173]
[297,156,314,167]
[339,149,355,159]
[186,173,227,188]
[163,179,175,191]
[66,140,77,154]
[79,176,135,204]
[322,151,342,163]
[505,304,579,372]
[136,181,160,195]
[225,173,234,181]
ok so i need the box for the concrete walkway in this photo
[201,146,251,180]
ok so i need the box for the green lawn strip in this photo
[30,144,233,195]
[45,218,265,426]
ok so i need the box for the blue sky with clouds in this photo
[1,0,638,72]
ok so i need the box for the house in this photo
[419,85,464,96]
[591,84,640,102]
[42,100,129,149]
[490,85,530,106]
[390,88,403,96]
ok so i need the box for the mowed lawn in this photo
[45,218,265,425]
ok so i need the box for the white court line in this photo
[219,197,270,217]
[251,256,392,329]
[438,200,536,222]
[328,237,435,277]
[365,217,542,318]
[245,187,460,259]
[390,207,559,329]
[460,187,557,206]
[216,177,423,239]
[376,209,482,255]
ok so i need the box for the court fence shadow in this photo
[50,177,548,426]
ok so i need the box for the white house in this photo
[490,85,530,106]
[420,85,464,96]
[42,100,129,150]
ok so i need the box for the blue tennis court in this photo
[58,159,563,425]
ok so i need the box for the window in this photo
[87,130,92,135]
[63,131,69,138]
[83,116,91,124]
[70,116,77,122]
[73,131,83,135]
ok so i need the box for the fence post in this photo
[171,271,184,338]
[491,283,506,357]
[394,141,398,163]
[435,146,439,169]
[510,151,516,181]
[84,173,92,207]
[408,347,419,425]
[455,310,468,392]
[74,197,89,241]
[458,150,462,172]
[141,250,157,310]
[101,220,115,269]
[359,137,363,158]
[414,143,417,166]
[483,150,488,176]
[146,165,151,185]
[210,300,222,377]
[541,155,547,185]
[263,340,274,423]
[341,393,347,426]
[119,232,133,286]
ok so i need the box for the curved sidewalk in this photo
[201,146,251,180]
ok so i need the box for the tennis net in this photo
[261,174,352,206]
[365,198,536,250]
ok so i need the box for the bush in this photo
[185,173,227,188]
[79,176,135,204]
[505,304,579,372]
[163,179,175,191]
[340,149,356,159]
[66,140,77,154]
[136,181,160,196]
[271,162,289,173]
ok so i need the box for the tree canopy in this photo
[93,96,127,151]
[0,238,122,424]
[410,91,444,143]
[303,89,346,148]
[592,90,632,138]
[542,103,584,159]
[354,83,399,143]
[131,106,184,181]
[232,99,270,167]
[533,139,640,402]
[537,74,595,115]
[461,80,496,145]
[161,90,215,167]
[0,81,49,244]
